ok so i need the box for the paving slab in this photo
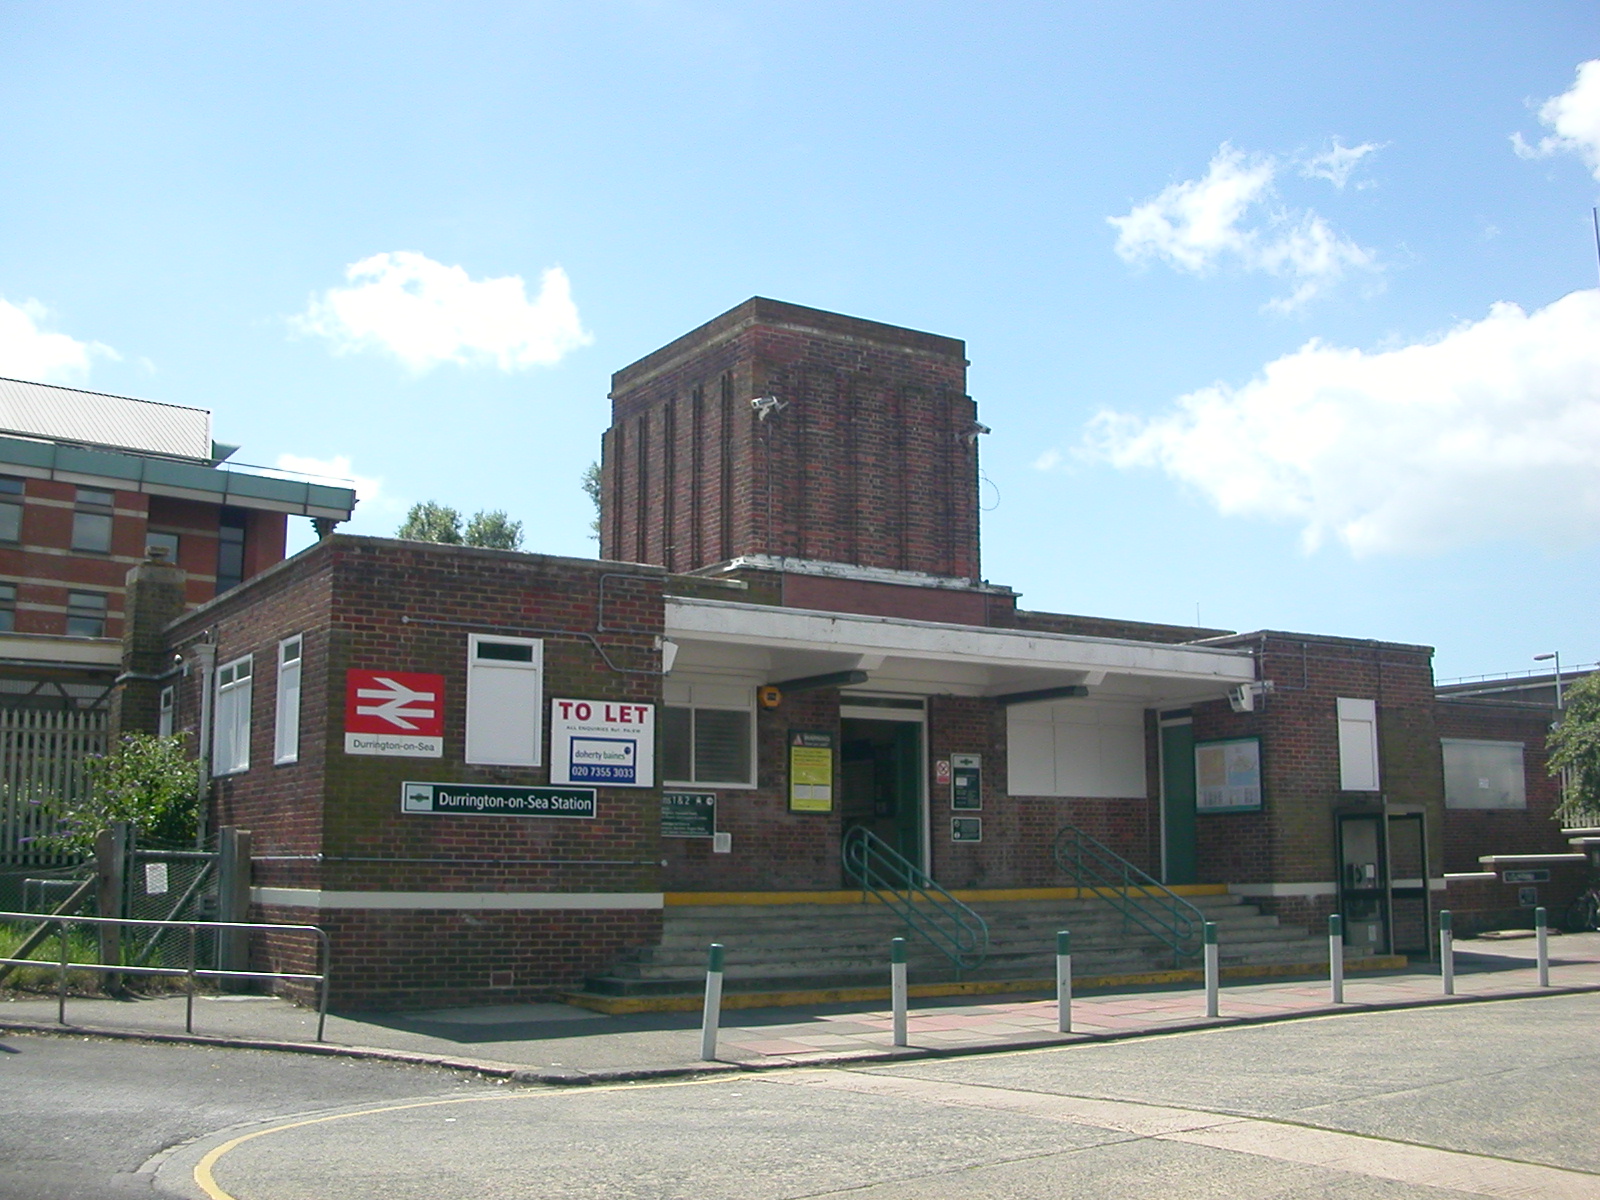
[2,931,1596,1083]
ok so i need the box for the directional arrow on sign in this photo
[354,676,438,730]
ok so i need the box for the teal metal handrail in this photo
[1052,824,1206,967]
[841,826,990,972]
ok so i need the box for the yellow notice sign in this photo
[788,730,835,813]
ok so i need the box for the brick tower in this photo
[601,298,984,579]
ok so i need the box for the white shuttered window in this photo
[275,635,303,765]
[465,635,544,766]
[1337,697,1380,792]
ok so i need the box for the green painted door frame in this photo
[1160,719,1198,885]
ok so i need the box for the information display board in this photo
[1195,737,1263,812]
[788,730,835,813]
[951,753,983,810]
[951,817,983,842]
[662,790,716,838]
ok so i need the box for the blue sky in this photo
[2,2,1597,681]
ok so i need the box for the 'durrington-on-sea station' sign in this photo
[401,782,597,819]
[549,698,655,787]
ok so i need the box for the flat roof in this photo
[0,376,213,462]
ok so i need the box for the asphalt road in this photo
[6,992,1598,1199]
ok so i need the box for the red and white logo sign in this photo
[344,670,444,758]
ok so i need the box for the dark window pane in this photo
[0,502,19,542]
[216,509,248,592]
[661,707,692,781]
[0,477,22,495]
[694,708,751,784]
[77,488,114,508]
[0,609,12,633]
[146,530,180,561]
[476,641,534,662]
[71,511,112,552]
[65,591,107,637]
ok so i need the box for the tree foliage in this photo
[581,461,601,539]
[397,501,464,544]
[398,501,523,550]
[43,733,201,853]
[463,509,524,551]
[1550,672,1600,826]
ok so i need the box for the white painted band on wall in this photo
[1229,880,1449,897]
[251,888,665,911]
[1228,882,1338,898]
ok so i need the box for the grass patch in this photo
[0,919,207,997]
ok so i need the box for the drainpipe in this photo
[192,643,217,848]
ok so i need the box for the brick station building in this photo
[124,299,1575,1009]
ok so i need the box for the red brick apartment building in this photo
[99,300,1581,1009]
[0,377,355,857]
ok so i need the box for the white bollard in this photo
[1328,913,1345,1004]
[700,943,725,1060]
[1203,922,1219,1018]
[1536,906,1550,988]
[1439,911,1454,996]
[1056,930,1072,1033]
[891,937,908,1047]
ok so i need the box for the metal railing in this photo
[1052,825,1207,968]
[841,826,989,972]
[0,911,331,1040]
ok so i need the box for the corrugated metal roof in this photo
[0,376,212,461]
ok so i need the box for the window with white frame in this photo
[661,681,755,787]
[275,635,302,765]
[1443,739,1526,810]
[1006,700,1147,798]
[464,634,543,766]
[213,654,253,775]
[1337,697,1380,791]
[158,685,175,738]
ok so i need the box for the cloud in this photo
[1108,144,1377,310]
[1513,59,1600,181]
[1084,289,1600,556]
[1031,449,1063,471]
[1302,139,1383,189]
[0,297,118,383]
[292,252,592,372]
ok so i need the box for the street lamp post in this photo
[1534,652,1564,715]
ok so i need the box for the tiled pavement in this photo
[3,932,1597,1080]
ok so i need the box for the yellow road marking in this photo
[191,1075,726,1200]
[193,1059,1600,1200]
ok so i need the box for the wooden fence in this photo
[1,707,107,862]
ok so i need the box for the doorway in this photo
[839,717,923,881]
[1159,714,1198,885]
[1335,809,1431,957]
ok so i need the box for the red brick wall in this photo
[1435,700,1565,872]
[0,475,291,640]
[1196,633,1443,927]
[603,299,981,580]
[165,536,670,1006]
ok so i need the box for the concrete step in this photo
[584,893,1329,998]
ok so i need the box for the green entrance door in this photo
[839,718,923,879]
[1160,718,1198,885]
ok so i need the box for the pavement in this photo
[3,930,1597,1084]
